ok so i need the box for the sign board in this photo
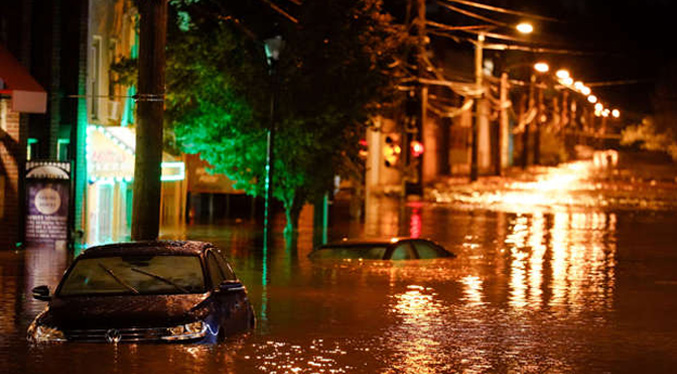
[185,154,243,194]
[25,161,71,247]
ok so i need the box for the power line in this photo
[482,42,606,56]
[439,0,560,22]
[426,20,493,32]
[586,79,654,87]
[437,1,508,28]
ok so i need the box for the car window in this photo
[309,245,387,260]
[413,241,448,259]
[213,250,236,280]
[206,252,225,288]
[58,255,205,296]
[390,242,416,260]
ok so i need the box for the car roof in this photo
[320,237,425,248]
[78,240,214,259]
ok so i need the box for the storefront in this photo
[86,125,186,245]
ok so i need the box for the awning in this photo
[87,125,185,183]
[0,44,47,113]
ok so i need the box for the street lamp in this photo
[534,62,549,73]
[516,22,534,34]
[556,69,570,80]
[263,34,283,247]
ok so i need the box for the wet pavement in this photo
[1,160,677,373]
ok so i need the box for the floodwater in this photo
[1,160,677,373]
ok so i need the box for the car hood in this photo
[40,293,211,330]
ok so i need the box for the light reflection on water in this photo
[2,167,677,373]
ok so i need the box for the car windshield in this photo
[58,255,206,296]
[310,245,387,260]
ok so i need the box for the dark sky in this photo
[422,0,675,118]
[502,0,675,118]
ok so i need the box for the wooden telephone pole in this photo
[132,0,167,240]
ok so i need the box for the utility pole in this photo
[522,74,535,169]
[470,32,484,182]
[132,0,167,240]
[534,80,543,165]
[409,0,426,195]
[497,71,509,175]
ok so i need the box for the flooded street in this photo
[2,161,677,373]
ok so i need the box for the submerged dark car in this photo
[308,237,455,261]
[27,241,255,344]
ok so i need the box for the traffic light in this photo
[410,140,424,158]
[358,139,368,160]
[383,135,401,167]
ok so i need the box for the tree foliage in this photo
[166,0,406,233]
[621,61,677,162]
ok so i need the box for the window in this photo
[58,255,206,296]
[96,183,113,243]
[390,242,416,260]
[90,36,102,120]
[57,139,70,161]
[206,251,225,288]
[413,241,448,259]
[309,245,387,260]
[213,251,236,280]
[27,138,38,161]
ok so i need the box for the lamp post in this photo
[263,35,283,248]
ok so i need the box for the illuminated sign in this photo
[87,125,184,183]
[25,161,71,246]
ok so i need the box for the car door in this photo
[204,250,227,337]
[207,249,251,335]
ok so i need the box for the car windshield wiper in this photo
[98,263,139,294]
[130,267,190,294]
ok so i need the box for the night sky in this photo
[502,0,675,119]
[423,0,675,120]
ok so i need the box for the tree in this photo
[166,0,406,236]
[621,61,677,162]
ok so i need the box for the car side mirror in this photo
[32,285,52,301]
[218,280,245,293]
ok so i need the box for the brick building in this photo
[0,45,47,247]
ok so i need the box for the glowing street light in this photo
[516,22,534,34]
[602,109,610,117]
[562,77,574,86]
[556,69,570,80]
[534,62,549,73]
[573,81,584,91]
[588,95,598,103]
[612,109,620,118]
[581,86,591,96]
[595,103,604,112]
